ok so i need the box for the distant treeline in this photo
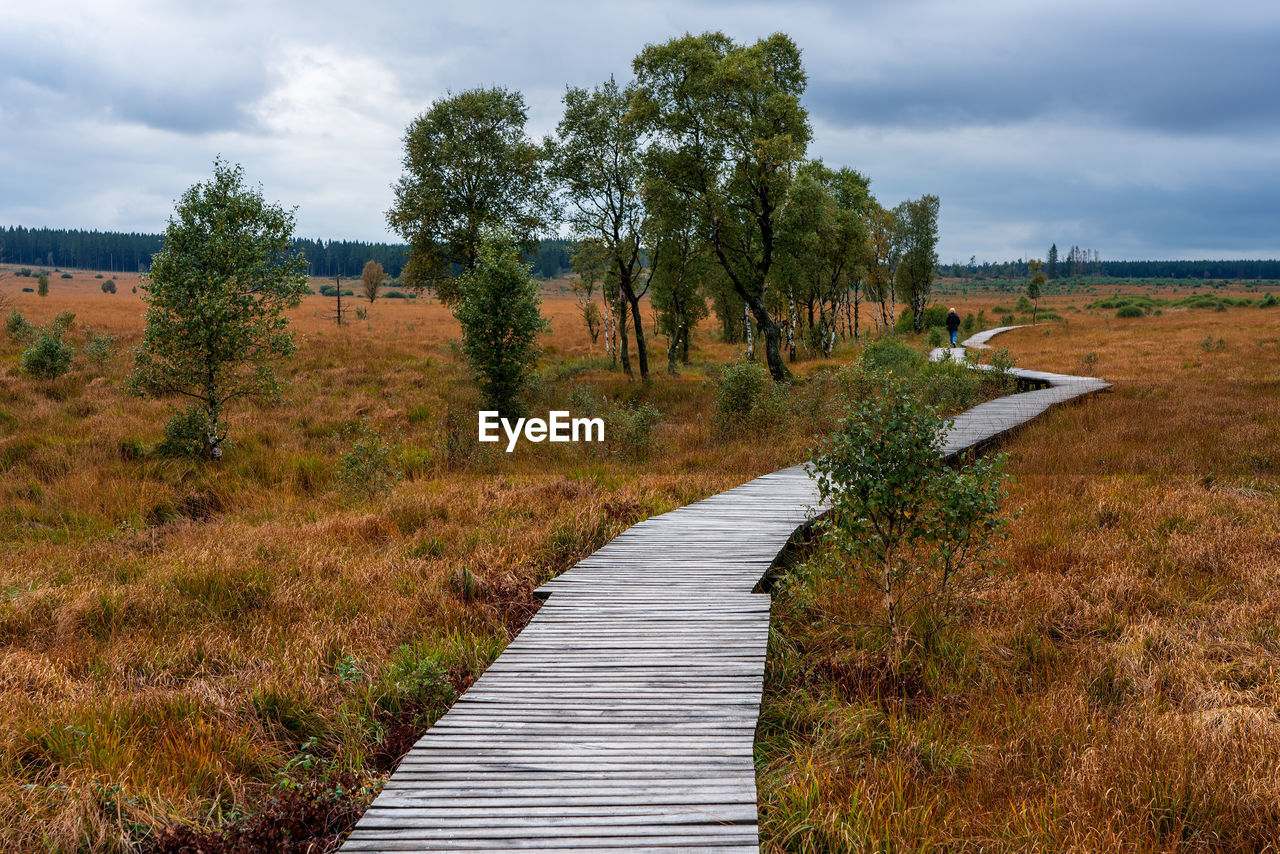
[941,255,1280,281]
[0,226,574,281]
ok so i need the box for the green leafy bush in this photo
[36,273,49,297]
[101,278,117,294]
[606,401,661,459]
[20,329,75,379]
[157,405,217,459]
[808,373,1008,654]
[893,305,949,334]
[84,329,116,365]
[5,309,33,341]
[714,362,787,433]
[860,336,925,375]
[453,231,548,417]
[1116,305,1144,318]
[51,310,76,333]
[337,423,401,500]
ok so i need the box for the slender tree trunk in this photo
[627,293,649,379]
[786,286,797,362]
[608,298,617,366]
[666,315,679,375]
[617,294,632,378]
[852,286,860,340]
[744,303,754,361]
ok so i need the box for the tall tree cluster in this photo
[384,31,947,383]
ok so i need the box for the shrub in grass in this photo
[157,404,218,459]
[893,305,949,334]
[860,336,924,375]
[101,278,117,294]
[989,347,1018,374]
[606,401,661,458]
[20,329,75,379]
[36,273,49,297]
[1116,305,1144,318]
[925,326,946,349]
[84,329,116,365]
[5,309,33,341]
[60,273,72,279]
[808,372,1008,657]
[337,423,400,500]
[50,310,76,333]
[714,362,786,434]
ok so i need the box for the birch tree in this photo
[387,87,551,306]
[128,160,308,461]
[547,77,653,379]
[633,32,810,382]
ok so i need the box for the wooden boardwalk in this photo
[341,326,1107,853]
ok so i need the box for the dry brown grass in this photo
[759,294,1280,852]
[0,266,853,852]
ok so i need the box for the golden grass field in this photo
[0,267,849,852]
[759,294,1280,851]
[2,266,1278,851]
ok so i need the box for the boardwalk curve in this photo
[341,326,1108,853]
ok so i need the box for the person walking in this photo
[946,307,961,346]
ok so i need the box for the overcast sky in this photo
[2,0,1276,261]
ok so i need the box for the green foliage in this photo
[548,78,654,377]
[59,273,72,279]
[51,310,75,333]
[318,285,354,297]
[1026,259,1046,322]
[5,309,33,341]
[633,32,809,382]
[892,195,940,332]
[895,304,949,333]
[387,87,550,306]
[127,159,309,461]
[605,401,662,459]
[714,362,788,434]
[1116,304,1144,318]
[860,336,925,375]
[989,347,1018,374]
[809,374,1008,653]
[773,160,872,358]
[20,328,75,379]
[337,423,401,501]
[101,278,117,294]
[360,260,384,303]
[925,327,945,349]
[83,329,115,365]
[1015,294,1032,311]
[915,357,1014,412]
[453,231,548,417]
[1261,292,1278,308]
[157,405,218,459]
[36,273,49,297]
